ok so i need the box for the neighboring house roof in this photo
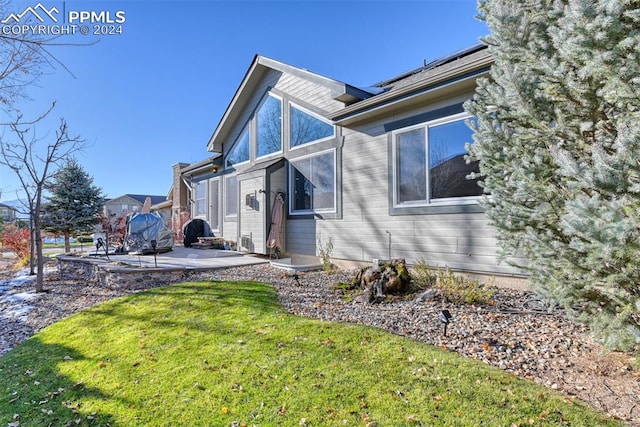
[0,199,28,218]
[328,44,492,126]
[106,194,167,205]
[206,55,379,153]
[0,202,17,220]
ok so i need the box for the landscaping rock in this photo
[354,258,411,302]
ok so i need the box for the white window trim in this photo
[255,93,284,161]
[193,180,208,219]
[391,112,480,208]
[209,177,221,233]
[225,127,251,169]
[288,148,337,216]
[288,102,335,151]
[224,175,239,219]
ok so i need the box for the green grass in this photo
[0,280,620,426]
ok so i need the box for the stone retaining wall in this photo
[57,256,191,290]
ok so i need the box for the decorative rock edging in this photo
[56,255,196,290]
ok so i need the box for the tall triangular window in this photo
[226,129,250,167]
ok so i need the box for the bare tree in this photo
[0,0,88,116]
[0,114,86,292]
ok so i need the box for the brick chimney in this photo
[172,162,190,213]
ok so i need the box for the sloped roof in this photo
[374,44,488,90]
[128,194,167,205]
[0,199,25,211]
[329,44,492,126]
[207,55,378,153]
[106,194,167,205]
[180,155,221,176]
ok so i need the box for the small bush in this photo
[410,259,437,291]
[317,236,334,274]
[434,268,494,305]
[77,235,93,243]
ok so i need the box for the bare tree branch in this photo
[0,111,86,291]
[0,0,97,115]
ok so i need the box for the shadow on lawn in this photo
[0,339,120,427]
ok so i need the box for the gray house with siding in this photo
[0,202,18,223]
[180,44,524,277]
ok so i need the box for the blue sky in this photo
[0,0,487,201]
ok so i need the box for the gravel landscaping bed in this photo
[1,258,638,425]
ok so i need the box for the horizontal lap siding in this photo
[285,218,317,256]
[223,71,525,275]
[272,73,343,257]
[274,74,343,113]
[318,116,523,275]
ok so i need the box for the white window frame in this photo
[255,93,284,161]
[193,180,208,218]
[224,175,238,219]
[288,102,335,150]
[209,177,221,232]
[225,127,251,169]
[288,148,337,216]
[392,112,480,208]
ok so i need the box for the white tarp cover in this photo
[125,212,174,254]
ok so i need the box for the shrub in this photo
[317,236,334,274]
[409,259,437,291]
[465,0,640,351]
[0,224,30,263]
[434,268,494,305]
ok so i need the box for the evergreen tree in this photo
[42,159,104,252]
[465,0,640,351]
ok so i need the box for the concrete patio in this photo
[86,246,270,270]
[56,246,271,290]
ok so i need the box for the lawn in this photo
[0,280,621,426]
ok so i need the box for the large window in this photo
[194,180,207,216]
[225,175,238,218]
[226,129,250,167]
[256,95,282,158]
[394,114,481,205]
[289,150,335,214]
[290,104,334,148]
